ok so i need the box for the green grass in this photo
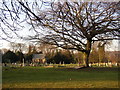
[2,66,119,88]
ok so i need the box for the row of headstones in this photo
[40,62,119,67]
[89,62,119,67]
[2,63,52,67]
[47,62,119,67]
[2,62,119,67]
[2,63,24,67]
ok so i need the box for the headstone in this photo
[97,63,99,66]
[45,62,47,65]
[109,62,112,67]
[59,61,61,65]
[50,62,51,65]
[63,61,64,65]
[105,63,108,67]
[89,63,92,67]
[115,63,118,66]
[23,58,25,67]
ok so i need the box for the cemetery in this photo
[0,0,119,89]
[1,44,120,88]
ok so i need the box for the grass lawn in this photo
[2,66,119,88]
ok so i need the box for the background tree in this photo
[89,47,99,63]
[0,1,120,67]
[9,43,27,53]
[105,51,120,64]
[24,45,34,63]
[49,50,74,64]
[89,41,111,63]
[73,51,84,64]
[35,44,57,63]
[9,42,18,53]
[45,50,56,64]
[37,2,119,67]
[16,51,24,63]
[24,54,33,63]
[0,48,8,54]
[2,50,18,63]
[98,42,107,63]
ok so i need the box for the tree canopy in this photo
[2,50,18,63]
[0,0,119,67]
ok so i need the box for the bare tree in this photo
[9,42,27,53]
[98,42,106,63]
[37,2,119,67]
[89,46,99,63]
[0,1,120,67]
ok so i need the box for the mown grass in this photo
[2,66,119,88]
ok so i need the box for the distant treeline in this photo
[1,49,120,64]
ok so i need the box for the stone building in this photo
[32,53,46,64]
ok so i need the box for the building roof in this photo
[33,54,45,59]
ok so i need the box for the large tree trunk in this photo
[84,51,90,67]
[84,40,92,67]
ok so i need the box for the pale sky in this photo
[0,0,119,51]
[0,39,119,51]
[105,40,119,51]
